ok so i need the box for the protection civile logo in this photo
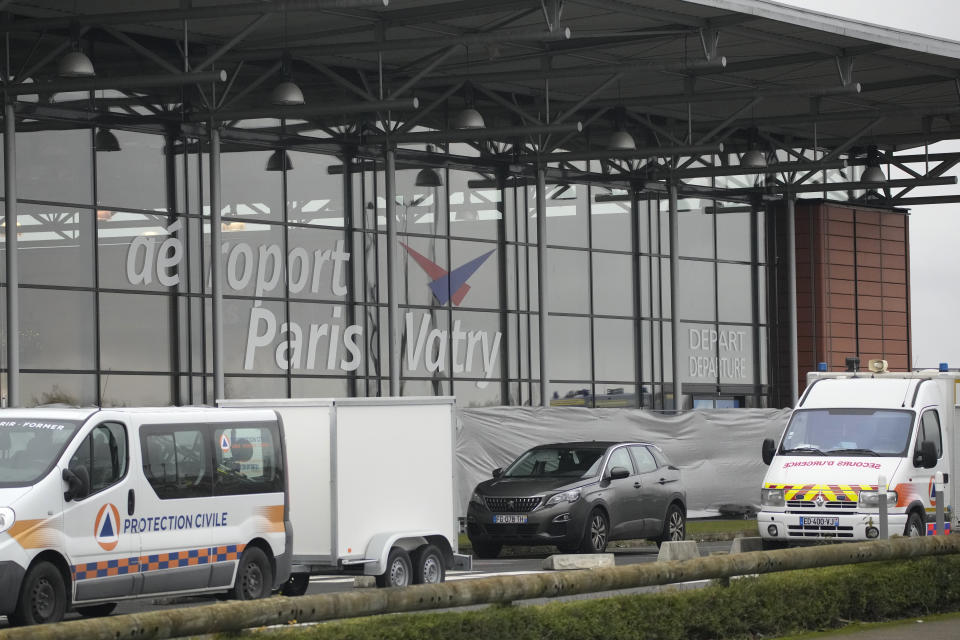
[94,503,121,551]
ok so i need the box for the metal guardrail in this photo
[6,535,960,640]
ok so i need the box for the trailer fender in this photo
[361,532,442,576]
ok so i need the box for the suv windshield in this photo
[503,446,606,478]
[0,418,83,486]
[780,408,914,457]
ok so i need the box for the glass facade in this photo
[0,121,770,409]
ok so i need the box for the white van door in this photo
[137,422,217,595]
[62,421,140,603]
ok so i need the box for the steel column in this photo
[385,147,400,396]
[668,181,681,411]
[786,195,799,405]
[4,101,18,407]
[210,126,225,402]
[536,166,550,407]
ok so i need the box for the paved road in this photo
[793,617,960,640]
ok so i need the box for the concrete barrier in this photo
[657,540,700,562]
[729,537,764,554]
[7,535,960,640]
[541,554,615,570]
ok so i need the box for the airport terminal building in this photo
[0,0,955,410]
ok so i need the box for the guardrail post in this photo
[936,470,945,535]
[878,474,888,540]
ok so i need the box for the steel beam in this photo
[538,142,722,162]
[364,122,581,145]
[786,195,799,406]
[668,181,681,412]
[4,102,18,407]
[190,97,418,122]
[657,159,848,181]
[5,69,227,96]
[385,147,400,396]
[210,126,225,402]
[536,166,550,407]
[194,14,271,73]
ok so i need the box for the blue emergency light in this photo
[817,362,828,372]
[940,362,949,372]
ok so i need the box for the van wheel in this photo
[75,602,117,618]
[412,544,445,584]
[905,511,925,537]
[10,561,67,626]
[279,573,310,597]
[375,547,412,588]
[231,547,273,600]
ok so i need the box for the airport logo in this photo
[400,243,495,306]
[95,503,121,551]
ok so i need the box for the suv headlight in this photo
[0,507,15,534]
[470,492,485,506]
[761,488,785,507]
[545,488,581,507]
[858,490,898,507]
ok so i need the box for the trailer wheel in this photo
[905,511,925,537]
[375,547,412,588]
[279,573,310,597]
[412,544,445,584]
[75,603,117,618]
[231,546,273,600]
[9,561,67,626]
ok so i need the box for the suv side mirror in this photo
[609,466,630,480]
[762,438,776,466]
[915,441,937,469]
[62,467,90,502]
[492,468,503,478]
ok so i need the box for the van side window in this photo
[213,423,284,496]
[68,422,128,499]
[141,427,212,499]
[917,410,943,459]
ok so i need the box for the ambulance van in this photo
[0,398,462,626]
[759,363,959,547]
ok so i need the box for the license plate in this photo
[493,514,528,524]
[801,516,839,527]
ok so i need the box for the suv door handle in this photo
[633,482,642,489]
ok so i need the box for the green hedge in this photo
[222,555,960,640]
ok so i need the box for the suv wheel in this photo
[579,509,609,553]
[655,504,686,548]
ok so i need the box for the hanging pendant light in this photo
[741,126,767,169]
[271,79,305,106]
[415,168,443,187]
[452,106,485,130]
[58,50,95,78]
[265,150,293,171]
[94,128,121,152]
[862,145,886,182]
[608,129,636,151]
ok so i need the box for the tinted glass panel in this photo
[213,423,283,495]
[141,426,212,499]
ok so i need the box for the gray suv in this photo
[466,441,686,558]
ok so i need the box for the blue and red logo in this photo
[400,243,495,306]
[94,503,120,551]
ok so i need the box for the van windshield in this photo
[503,447,606,478]
[780,409,914,457]
[0,419,83,486]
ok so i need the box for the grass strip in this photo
[223,554,960,640]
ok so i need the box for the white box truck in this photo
[0,397,466,626]
[758,363,958,547]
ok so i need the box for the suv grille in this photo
[484,496,541,512]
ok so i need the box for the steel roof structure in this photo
[2,0,959,405]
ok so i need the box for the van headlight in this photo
[858,490,897,507]
[761,489,785,507]
[0,507,14,534]
[545,488,581,507]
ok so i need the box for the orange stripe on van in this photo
[255,505,285,534]
[8,518,59,549]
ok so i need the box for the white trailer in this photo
[220,397,470,593]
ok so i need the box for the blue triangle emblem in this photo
[100,515,114,538]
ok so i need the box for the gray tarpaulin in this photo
[456,407,791,519]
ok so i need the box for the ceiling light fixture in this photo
[94,128,121,152]
[861,144,886,182]
[265,150,293,172]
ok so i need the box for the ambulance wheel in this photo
[231,546,273,600]
[905,511,925,537]
[10,561,67,626]
[75,602,117,618]
[375,547,412,588]
[412,544,445,584]
[279,573,310,597]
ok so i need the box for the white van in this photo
[758,366,958,546]
[0,406,289,626]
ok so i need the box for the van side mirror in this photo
[915,441,937,469]
[762,438,776,466]
[492,468,503,478]
[609,466,630,480]
[62,467,89,502]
